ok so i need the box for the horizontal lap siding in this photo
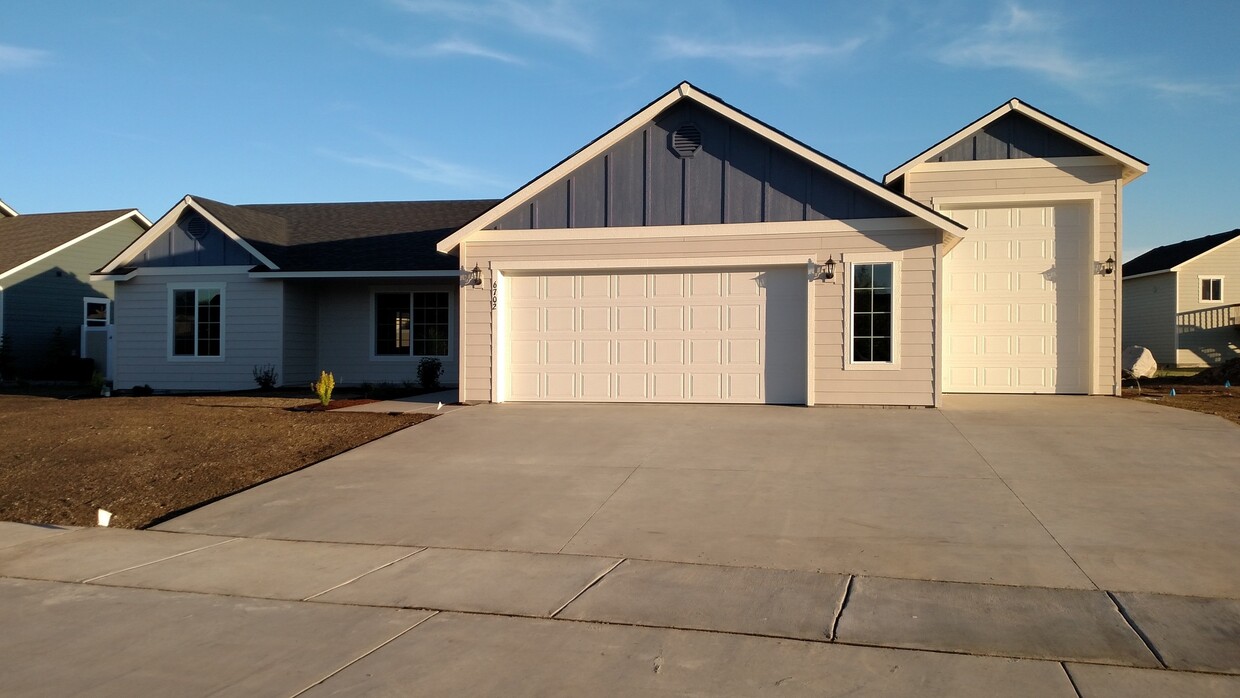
[282,283,318,386]
[1175,245,1240,366]
[462,226,938,407]
[113,273,282,391]
[906,163,1123,394]
[317,281,460,386]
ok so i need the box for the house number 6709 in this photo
[490,281,498,310]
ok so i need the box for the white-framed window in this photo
[1200,276,1224,303]
[168,285,224,359]
[846,258,900,369]
[373,290,450,358]
[83,297,111,327]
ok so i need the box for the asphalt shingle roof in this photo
[0,210,138,275]
[191,197,499,271]
[1123,229,1240,277]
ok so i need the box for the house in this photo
[98,83,1146,405]
[0,201,150,380]
[94,197,496,391]
[444,84,1145,404]
[1123,229,1240,367]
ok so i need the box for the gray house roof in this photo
[190,197,501,272]
[1123,229,1240,277]
[0,209,140,276]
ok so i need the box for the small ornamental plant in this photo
[311,371,335,408]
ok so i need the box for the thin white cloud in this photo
[388,0,595,52]
[318,148,509,192]
[659,36,865,62]
[0,43,50,72]
[936,3,1231,100]
[350,32,524,64]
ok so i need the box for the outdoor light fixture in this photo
[1098,256,1115,276]
[812,255,836,281]
[464,264,483,287]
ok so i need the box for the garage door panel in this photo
[506,268,805,404]
[945,203,1089,394]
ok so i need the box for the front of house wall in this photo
[458,220,941,407]
[902,159,1124,394]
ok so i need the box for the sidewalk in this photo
[1,522,1237,696]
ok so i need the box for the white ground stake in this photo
[97,509,112,527]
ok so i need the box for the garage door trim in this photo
[933,192,1101,395]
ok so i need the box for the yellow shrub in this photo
[311,371,335,407]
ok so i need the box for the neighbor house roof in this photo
[883,98,1149,187]
[101,196,500,275]
[1123,229,1240,278]
[0,199,17,217]
[438,81,966,254]
[0,209,150,281]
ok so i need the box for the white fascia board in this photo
[0,199,17,217]
[1168,233,1240,272]
[0,210,149,282]
[99,197,280,273]
[438,82,964,254]
[1121,269,1175,281]
[884,99,1149,185]
[251,270,461,279]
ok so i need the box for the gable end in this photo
[130,210,260,268]
[933,112,1095,163]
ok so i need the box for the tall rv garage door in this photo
[943,203,1091,394]
[505,268,806,403]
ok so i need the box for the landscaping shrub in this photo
[252,363,279,390]
[417,357,443,390]
[312,370,335,407]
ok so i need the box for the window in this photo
[171,287,222,357]
[83,298,111,327]
[1201,277,1223,303]
[374,291,449,357]
[850,262,896,365]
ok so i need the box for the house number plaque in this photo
[491,281,498,310]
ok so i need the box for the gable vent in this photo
[671,122,702,158]
[185,215,209,240]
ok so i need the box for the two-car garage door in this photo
[942,203,1091,394]
[505,268,806,404]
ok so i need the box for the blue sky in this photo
[1,1,1236,257]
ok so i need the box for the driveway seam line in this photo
[80,536,241,583]
[287,610,439,698]
[1106,591,1168,669]
[556,463,643,554]
[550,558,627,618]
[300,547,428,601]
[1059,662,1084,698]
[938,410,1101,591]
[828,574,854,641]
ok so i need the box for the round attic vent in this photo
[185,215,209,240]
[671,122,702,158]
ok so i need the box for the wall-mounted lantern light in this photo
[464,264,483,287]
[1097,256,1115,276]
[811,255,836,282]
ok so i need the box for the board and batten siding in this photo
[903,161,1123,394]
[113,273,283,391]
[1174,242,1240,367]
[1121,273,1176,366]
[460,224,939,406]
[282,281,319,385]
[315,280,460,386]
[0,217,147,374]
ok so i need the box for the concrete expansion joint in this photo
[1106,591,1168,669]
[288,610,439,698]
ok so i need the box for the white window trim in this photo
[166,284,226,362]
[1199,276,1224,304]
[83,297,112,327]
[844,256,902,371]
[369,285,455,361]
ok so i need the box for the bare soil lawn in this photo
[0,393,432,529]
[1122,383,1240,427]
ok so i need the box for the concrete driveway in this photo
[159,395,1240,598]
[3,396,1239,696]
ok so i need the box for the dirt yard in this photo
[1122,383,1240,427]
[0,394,432,529]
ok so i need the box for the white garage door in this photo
[943,203,1090,394]
[505,268,806,403]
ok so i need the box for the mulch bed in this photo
[0,394,434,529]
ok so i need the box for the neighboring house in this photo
[93,197,496,391]
[98,83,1146,405]
[1122,229,1240,367]
[0,201,150,379]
